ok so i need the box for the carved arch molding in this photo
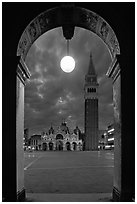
[17,5,120,61]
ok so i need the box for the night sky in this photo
[25,27,113,135]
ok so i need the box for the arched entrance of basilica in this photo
[66,142,71,151]
[49,142,54,151]
[3,3,134,202]
[56,134,63,140]
[43,143,47,151]
[56,140,63,151]
[59,141,63,151]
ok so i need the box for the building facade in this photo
[29,122,83,151]
[106,124,114,149]
[98,125,114,150]
[84,53,99,150]
[30,135,42,150]
[23,128,29,150]
[98,130,107,150]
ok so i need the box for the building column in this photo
[47,143,49,151]
[53,142,56,151]
[107,55,134,201]
[16,57,30,201]
[3,56,18,201]
[63,143,66,151]
[76,143,79,151]
[70,143,73,151]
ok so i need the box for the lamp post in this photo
[60,40,75,73]
[60,18,76,73]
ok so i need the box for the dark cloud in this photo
[25,27,113,135]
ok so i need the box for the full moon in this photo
[60,56,75,73]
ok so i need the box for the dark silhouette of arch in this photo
[2,2,135,202]
[49,142,53,151]
[66,142,71,151]
[56,134,63,140]
[17,6,120,61]
[56,140,63,151]
[43,143,47,151]
[72,142,77,151]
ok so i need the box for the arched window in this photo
[66,142,71,151]
[56,134,63,140]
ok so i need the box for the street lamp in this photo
[60,40,75,73]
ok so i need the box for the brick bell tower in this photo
[84,52,99,151]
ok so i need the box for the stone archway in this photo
[17,5,120,60]
[49,142,53,151]
[72,142,77,151]
[78,142,82,151]
[66,142,71,151]
[43,143,47,151]
[59,141,63,151]
[56,134,63,140]
[56,140,63,151]
[16,4,121,201]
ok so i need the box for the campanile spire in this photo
[84,52,99,151]
[87,51,96,75]
[85,52,97,84]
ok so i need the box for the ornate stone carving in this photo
[18,32,30,56]
[80,11,98,32]
[16,57,31,85]
[38,9,58,33]
[28,21,38,40]
[110,35,120,55]
[100,21,109,40]
[38,13,50,32]
[17,6,120,61]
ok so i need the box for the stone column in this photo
[76,143,79,151]
[3,56,18,201]
[16,57,30,201]
[107,57,121,201]
[53,142,56,151]
[63,143,66,151]
[47,143,49,151]
[70,143,73,151]
[107,55,134,201]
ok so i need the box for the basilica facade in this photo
[30,121,83,151]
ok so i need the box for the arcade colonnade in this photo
[42,141,82,151]
[14,4,133,202]
[31,140,83,151]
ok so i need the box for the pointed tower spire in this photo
[84,51,99,151]
[87,51,96,75]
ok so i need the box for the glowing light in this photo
[108,128,114,133]
[60,56,75,73]
[108,138,114,141]
[105,145,111,148]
